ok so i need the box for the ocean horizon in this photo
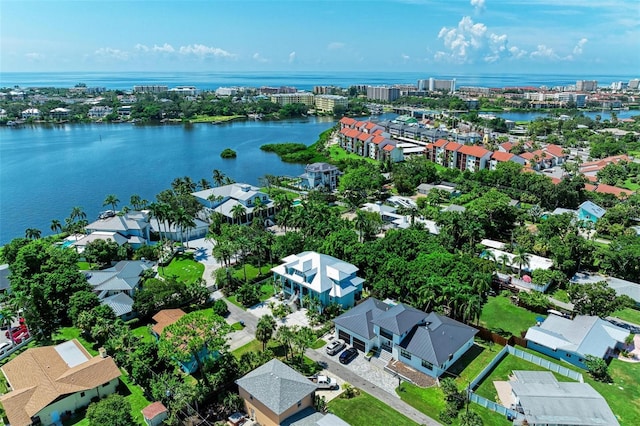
[1,71,636,91]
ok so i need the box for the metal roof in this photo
[332,298,390,339]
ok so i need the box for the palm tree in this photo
[513,246,531,277]
[212,169,226,187]
[129,194,148,210]
[231,204,247,225]
[198,178,211,190]
[103,194,120,211]
[256,315,277,351]
[275,325,295,361]
[50,219,62,234]
[498,253,511,273]
[175,208,196,248]
[70,206,86,221]
[25,228,41,239]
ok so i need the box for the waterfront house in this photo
[525,315,629,369]
[235,359,321,426]
[85,210,151,247]
[49,107,70,120]
[149,217,209,241]
[333,298,477,378]
[271,251,364,310]
[70,231,129,254]
[88,106,113,119]
[0,339,121,426]
[299,162,340,191]
[21,108,40,119]
[508,371,619,426]
[192,183,274,225]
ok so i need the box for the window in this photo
[421,360,433,370]
[250,394,253,400]
[80,392,85,397]
[297,400,302,407]
[566,354,571,358]
[380,328,393,340]
[400,349,412,360]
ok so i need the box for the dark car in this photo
[339,347,358,364]
[325,339,346,356]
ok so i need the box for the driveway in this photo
[188,237,223,291]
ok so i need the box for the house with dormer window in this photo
[271,251,364,310]
[192,183,274,225]
[333,298,477,377]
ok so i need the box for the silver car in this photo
[325,339,346,355]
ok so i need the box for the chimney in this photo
[98,347,107,358]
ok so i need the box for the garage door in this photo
[352,337,366,352]
[338,330,351,344]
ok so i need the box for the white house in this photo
[192,183,274,225]
[21,108,40,119]
[299,162,340,191]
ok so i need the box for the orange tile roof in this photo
[500,142,513,152]
[458,145,491,157]
[0,340,121,426]
[544,144,565,158]
[345,128,360,138]
[585,175,598,182]
[491,151,514,162]
[584,183,598,191]
[339,117,356,126]
[363,122,378,130]
[444,142,462,152]
[357,132,372,142]
[434,139,449,148]
[339,127,350,135]
[550,177,562,185]
[595,184,632,197]
[372,136,385,145]
[372,129,384,135]
[520,152,535,160]
[383,144,395,152]
[152,308,186,335]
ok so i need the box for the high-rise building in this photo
[576,80,597,92]
[366,86,400,102]
[428,78,456,93]
[628,79,640,90]
[270,92,315,106]
[314,95,348,112]
[133,85,168,93]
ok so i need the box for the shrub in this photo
[220,148,237,159]
[236,283,260,307]
[585,355,612,382]
[212,299,229,317]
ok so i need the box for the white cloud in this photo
[572,38,588,55]
[470,0,485,12]
[327,42,345,50]
[252,53,268,63]
[178,44,234,58]
[94,47,129,61]
[288,51,296,63]
[436,16,522,64]
[134,43,149,52]
[401,53,410,61]
[152,43,175,53]
[530,44,559,60]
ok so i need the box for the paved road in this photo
[305,349,442,426]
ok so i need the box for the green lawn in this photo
[622,178,640,191]
[189,114,244,123]
[130,325,154,343]
[231,321,245,331]
[77,261,92,270]
[310,338,326,350]
[611,307,640,325]
[514,346,640,425]
[550,288,570,303]
[327,146,378,165]
[231,263,275,285]
[329,390,420,426]
[119,371,151,425]
[479,295,539,337]
[232,339,264,358]
[159,253,204,285]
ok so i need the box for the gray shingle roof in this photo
[305,163,338,173]
[101,293,134,317]
[398,312,478,366]
[371,303,427,335]
[235,359,318,416]
[332,298,390,339]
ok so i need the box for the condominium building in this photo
[366,86,400,102]
[269,92,315,107]
[314,94,348,112]
[428,78,456,93]
[576,80,597,92]
[133,85,168,93]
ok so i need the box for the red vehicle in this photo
[14,331,30,344]
[5,325,27,340]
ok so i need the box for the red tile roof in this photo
[585,175,598,183]
[550,177,562,185]
[372,129,384,135]
[345,128,360,138]
[491,151,514,162]
[500,142,513,152]
[363,122,378,130]
[584,183,598,191]
[434,139,449,148]
[520,152,535,160]
[339,127,350,135]
[544,144,565,158]
[595,184,632,197]
[444,142,462,152]
[357,132,372,142]
[339,117,356,126]
[372,136,385,145]
[383,144,395,152]
[458,145,491,158]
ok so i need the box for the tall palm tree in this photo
[103,194,120,211]
[498,253,511,274]
[50,219,62,234]
[513,246,531,277]
[231,204,247,225]
[256,315,277,351]
[70,206,86,221]
[25,228,41,240]
[212,169,226,187]
[198,178,211,190]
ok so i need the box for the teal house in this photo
[577,201,606,223]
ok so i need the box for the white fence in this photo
[0,336,34,361]
[507,346,584,382]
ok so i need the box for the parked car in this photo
[325,339,346,356]
[4,326,21,339]
[339,347,358,364]
[307,374,339,390]
[0,342,11,353]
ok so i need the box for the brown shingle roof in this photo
[152,308,186,335]
[0,340,121,426]
[142,401,168,419]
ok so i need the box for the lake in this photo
[0,117,336,244]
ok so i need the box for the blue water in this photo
[0,71,636,91]
[0,117,336,244]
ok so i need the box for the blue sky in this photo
[1,0,638,75]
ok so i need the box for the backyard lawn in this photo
[479,295,539,337]
[54,327,99,356]
[329,390,420,426]
[327,146,378,165]
[130,325,154,343]
[612,307,640,325]
[159,253,204,285]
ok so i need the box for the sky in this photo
[1,0,639,75]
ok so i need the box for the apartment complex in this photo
[133,85,169,93]
[269,92,315,106]
[314,94,348,112]
[576,80,598,92]
[366,86,400,102]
